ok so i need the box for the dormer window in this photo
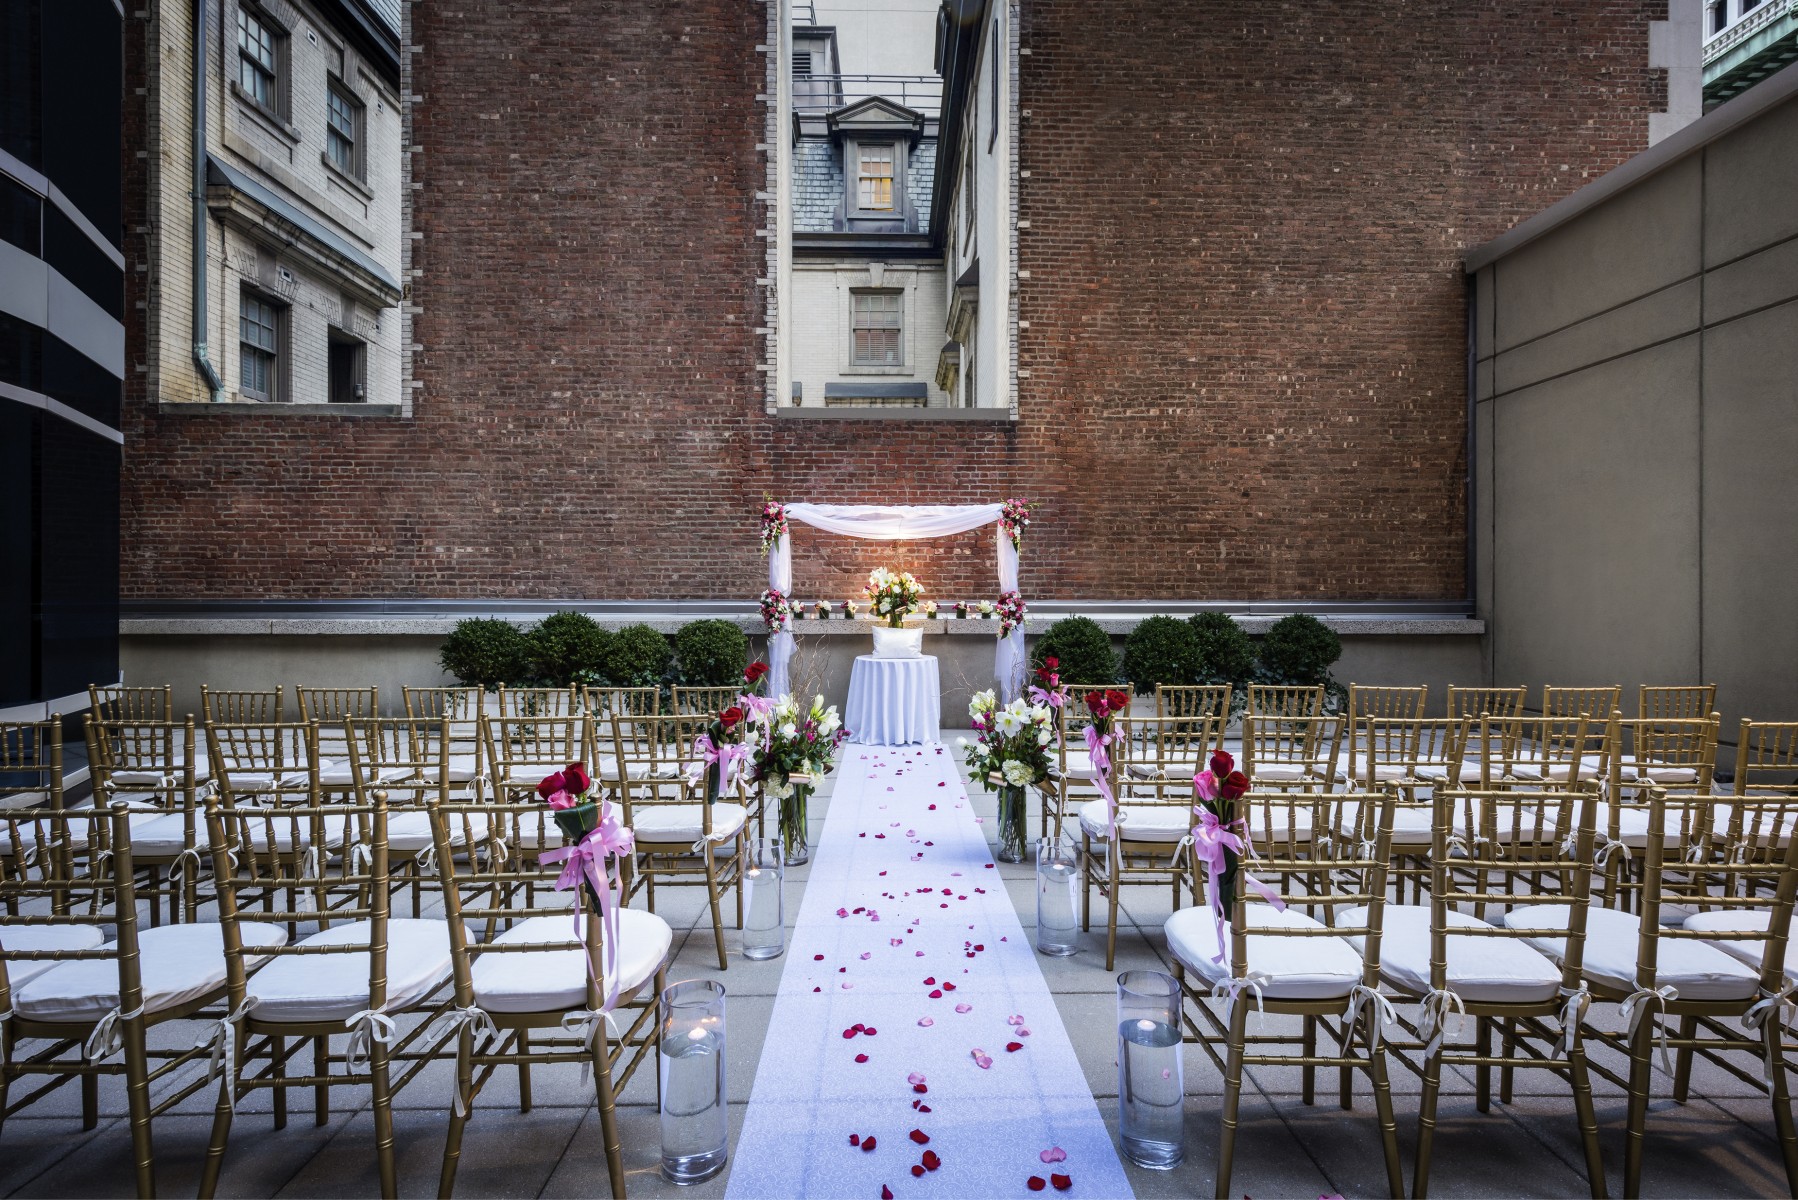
[856,143,896,212]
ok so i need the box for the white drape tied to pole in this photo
[764,503,1026,702]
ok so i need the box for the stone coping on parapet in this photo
[121,614,1484,637]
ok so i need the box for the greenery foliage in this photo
[673,619,750,686]
[529,611,612,686]
[606,623,675,688]
[1189,613,1257,688]
[1121,615,1198,689]
[1031,616,1118,687]
[1257,614,1346,706]
[438,619,532,691]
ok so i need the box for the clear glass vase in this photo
[659,979,729,1183]
[995,784,1028,863]
[779,784,810,865]
[1117,970,1185,1169]
[1035,837,1079,956]
[741,839,785,960]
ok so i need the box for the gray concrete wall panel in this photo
[1491,277,1700,397]
[1703,101,1798,267]
[1703,234,1798,325]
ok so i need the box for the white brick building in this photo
[140,0,403,411]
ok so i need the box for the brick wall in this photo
[120,0,1667,606]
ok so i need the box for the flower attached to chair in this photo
[1191,748,1284,959]
[744,659,770,689]
[1028,658,1067,710]
[539,761,601,823]
[1084,689,1131,720]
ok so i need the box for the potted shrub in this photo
[1122,615,1198,691]
[1031,616,1117,688]
[674,619,751,686]
[439,618,532,691]
[1257,614,1346,711]
[605,624,675,691]
[528,611,612,687]
[1189,613,1257,715]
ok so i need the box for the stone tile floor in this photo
[3,734,1791,1197]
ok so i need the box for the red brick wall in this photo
[120,1,1666,605]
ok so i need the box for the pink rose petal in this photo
[1040,1147,1067,1164]
[954,1003,972,1014]
[907,1071,927,1086]
[917,1017,934,1027]
[971,1048,993,1069]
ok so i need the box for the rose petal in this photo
[1006,1041,1024,1052]
[860,952,872,960]
[862,1135,877,1152]
[917,1017,934,1027]
[910,1165,924,1178]
[916,1102,931,1112]
[1039,1147,1067,1164]
[907,1071,927,1086]
[1051,1173,1072,1190]
[921,1150,941,1171]
[955,1003,972,1014]
[971,1048,993,1069]
[854,1053,868,1063]
[929,989,943,999]
[1027,1178,1047,1192]
[882,1188,893,1199]
[850,1133,861,1146]
[865,1027,878,1036]
[909,1129,929,1145]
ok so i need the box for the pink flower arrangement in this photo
[759,499,789,556]
[999,498,1031,549]
[759,588,792,633]
[996,590,1027,638]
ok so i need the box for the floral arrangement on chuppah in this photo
[758,499,789,556]
[759,588,792,633]
[999,497,1032,548]
[996,590,1027,639]
[864,567,926,628]
[750,693,848,865]
[961,687,1057,863]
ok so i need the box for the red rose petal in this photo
[909,1129,929,1145]
[924,976,935,984]
[1006,1042,1024,1052]
[910,1165,924,1178]
[815,954,825,961]
[917,1103,931,1112]
[1051,1174,1072,1190]
[912,1083,928,1094]
[862,1135,877,1152]
[882,1188,894,1200]
[865,1027,878,1036]
[854,1053,869,1063]
[843,1028,858,1039]
[922,1150,941,1171]
[850,1133,861,1146]
[929,989,943,999]
[1028,1177,1047,1192]
[975,944,985,951]
[943,982,956,991]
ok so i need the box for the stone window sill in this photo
[320,152,374,201]
[159,400,403,418]
[229,82,301,145]
[841,364,912,376]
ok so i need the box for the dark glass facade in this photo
[0,0,122,710]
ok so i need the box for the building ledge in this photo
[155,401,403,417]
[775,405,1010,421]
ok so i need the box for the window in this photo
[236,7,280,112]
[326,81,363,179]
[328,329,366,403]
[239,290,281,402]
[851,291,902,366]
[856,143,896,212]
[1711,0,1729,32]
[962,139,976,241]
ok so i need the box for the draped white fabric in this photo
[764,503,1022,702]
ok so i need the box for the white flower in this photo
[995,709,1025,737]
[969,689,997,717]
[956,736,971,748]
[1002,760,1033,787]
[779,722,798,740]
[766,779,793,801]
[1037,729,1052,746]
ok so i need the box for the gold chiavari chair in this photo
[496,684,578,718]
[1336,685,1429,786]
[1511,789,1798,1197]
[1127,711,1229,782]
[198,788,457,1200]
[1045,685,1136,843]
[1079,763,1199,972]
[85,716,204,925]
[1640,683,1718,722]
[1169,788,1404,1200]
[1615,713,1720,799]
[0,718,78,896]
[426,796,671,1198]
[201,685,284,725]
[1720,721,1798,883]
[4,801,288,1199]
[1247,683,1326,718]
[1366,784,1609,1198]
[1338,716,1471,902]
[404,685,489,799]
[611,712,746,971]
[670,684,743,716]
[204,721,327,930]
[1543,685,1622,722]
[1447,685,1528,784]
[345,715,481,918]
[484,713,586,804]
[87,684,173,724]
[1154,683,1234,721]
[295,685,381,796]
[582,685,662,720]
[1241,711,1341,793]
[1497,708,1617,789]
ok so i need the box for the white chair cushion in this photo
[1339,904,1561,1003]
[1504,904,1759,1001]
[13,923,287,1023]
[630,803,747,845]
[1077,799,1189,843]
[246,918,456,1024]
[0,819,92,856]
[1336,755,1422,784]
[0,924,107,989]
[125,811,194,856]
[472,910,673,1014]
[1248,762,1317,783]
[385,810,492,854]
[1166,905,1365,1000]
[446,754,483,783]
[1681,910,1790,978]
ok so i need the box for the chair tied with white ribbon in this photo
[345,1008,399,1071]
[194,996,258,1110]
[1343,983,1397,1055]
[561,1008,625,1086]
[1555,984,1591,1058]
[348,841,373,877]
[415,844,440,879]
[1418,987,1466,1057]
[434,1005,499,1115]
[167,846,207,888]
[84,1003,146,1063]
[1211,971,1272,1025]
[1620,984,1679,1073]
[1741,981,1797,1084]
[690,830,736,856]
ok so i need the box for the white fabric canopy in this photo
[765,503,1025,703]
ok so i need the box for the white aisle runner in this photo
[725,744,1134,1199]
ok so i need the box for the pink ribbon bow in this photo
[540,802,635,1015]
[1085,723,1118,838]
[686,734,752,794]
[1190,805,1286,964]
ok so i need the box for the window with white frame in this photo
[239,290,283,402]
[855,143,897,213]
[236,6,282,114]
[326,80,364,179]
[851,290,903,366]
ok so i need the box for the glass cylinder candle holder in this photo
[1035,837,1079,956]
[659,979,729,1184]
[995,783,1028,863]
[1117,970,1185,1170]
[779,783,810,866]
[741,838,786,960]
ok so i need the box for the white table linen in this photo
[843,654,941,745]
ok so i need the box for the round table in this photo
[844,654,941,746]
